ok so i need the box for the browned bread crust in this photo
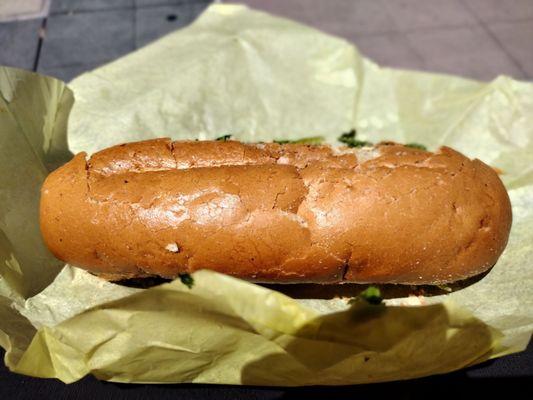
[40,139,512,284]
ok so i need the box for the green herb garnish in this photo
[338,130,372,148]
[216,134,232,141]
[178,273,194,289]
[405,143,427,150]
[273,136,325,145]
[356,286,383,305]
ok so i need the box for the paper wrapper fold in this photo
[1,4,532,385]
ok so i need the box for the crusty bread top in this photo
[88,138,364,175]
[40,139,512,284]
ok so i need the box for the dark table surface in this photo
[1,0,532,397]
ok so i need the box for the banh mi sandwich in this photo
[40,134,512,285]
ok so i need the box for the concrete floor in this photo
[0,0,532,82]
[242,0,533,81]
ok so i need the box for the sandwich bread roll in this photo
[40,138,512,284]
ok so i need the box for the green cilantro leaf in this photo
[178,273,194,289]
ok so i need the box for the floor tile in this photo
[19,0,532,85]
[462,0,533,23]
[39,9,134,68]
[38,61,102,82]
[406,26,525,80]
[0,0,49,22]
[241,0,398,37]
[352,33,425,70]
[135,2,210,47]
[487,20,533,79]
[0,19,42,70]
[50,0,133,14]
[383,0,477,30]
[135,0,203,6]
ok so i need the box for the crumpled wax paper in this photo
[1,3,532,385]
